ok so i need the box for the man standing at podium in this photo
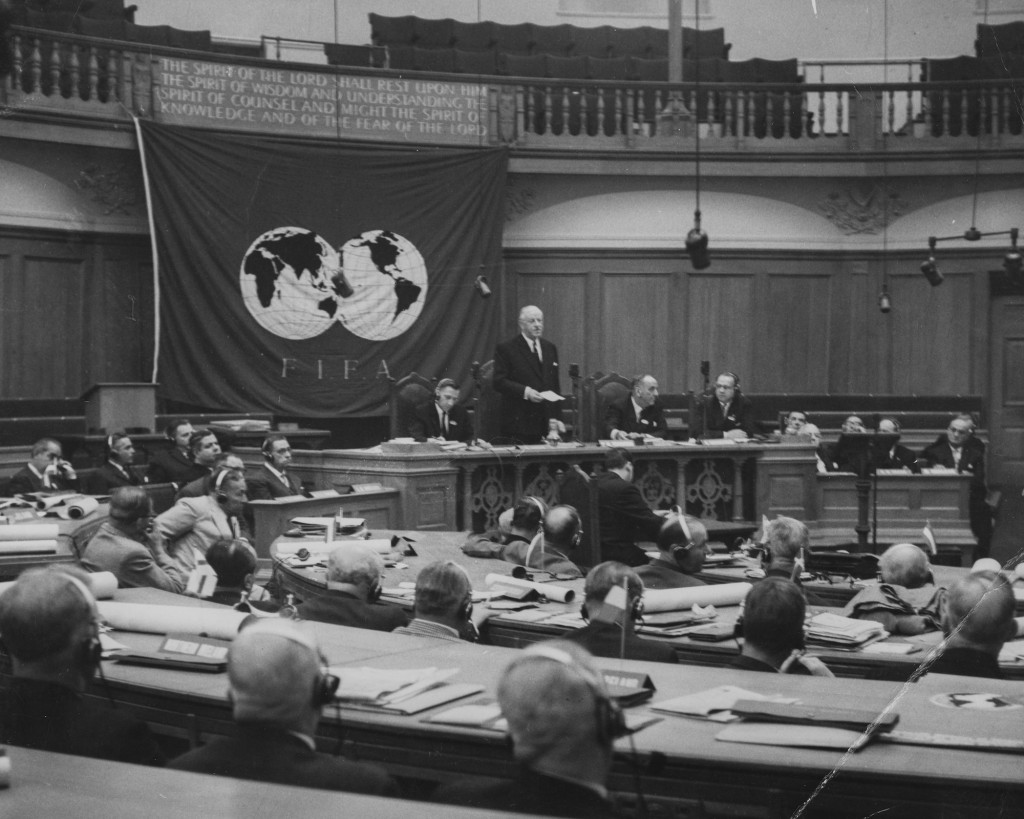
[493,305,563,444]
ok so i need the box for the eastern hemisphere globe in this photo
[337,229,428,341]
[239,226,348,340]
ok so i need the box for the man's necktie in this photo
[532,340,542,363]
[442,411,449,436]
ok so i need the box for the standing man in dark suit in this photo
[8,438,79,494]
[593,447,667,566]
[920,413,993,558]
[169,619,398,795]
[690,371,757,440]
[493,305,564,444]
[604,374,668,440]
[246,434,303,499]
[84,432,144,494]
[146,418,195,486]
[408,378,474,442]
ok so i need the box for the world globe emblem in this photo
[337,229,427,341]
[239,226,350,341]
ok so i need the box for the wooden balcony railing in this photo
[4,25,1024,154]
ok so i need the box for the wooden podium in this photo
[81,382,157,434]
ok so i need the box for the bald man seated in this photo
[462,499,583,578]
[928,570,1016,679]
[636,514,709,590]
[393,560,486,643]
[296,544,408,632]
[842,543,943,635]
[169,619,397,795]
[434,640,622,818]
[0,567,164,765]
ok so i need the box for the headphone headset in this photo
[62,573,103,673]
[240,621,340,708]
[367,580,382,604]
[732,595,806,651]
[261,435,287,463]
[719,371,741,392]
[517,645,626,745]
[213,468,231,503]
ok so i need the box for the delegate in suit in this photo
[604,374,668,439]
[690,372,757,440]
[408,378,474,442]
[246,434,304,499]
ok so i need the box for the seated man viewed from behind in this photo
[168,619,397,795]
[843,542,942,635]
[593,447,666,567]
[393,560,485,643]
[434,640,622,819]
[8,437,78,494]
[604,374,667,440]
[81,485,186,594]
[566,561,677,664]
[297,544,408,632]
[205,538,277,612]
[636,513,708,590]
[732,577,834,677]
[0,567,165,765]
[929,570,1016,679]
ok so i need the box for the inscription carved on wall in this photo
[819,185,905,234]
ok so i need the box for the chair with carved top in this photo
[470,360,501,443]
[388,372,436,440]
[583,372,632,442]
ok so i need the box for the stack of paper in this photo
[652,686,798,723]
[805,612,888,649]
[212,419,272,432]
[327,666,483,715]
[290,516,366,538]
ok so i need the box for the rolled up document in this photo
[0,570,118,599]
[35,495,73,511]
[97,601,249,640]
[643,582,751,613]
[0,523,60,541]
[65,495,100,519]
[485,572,575,604]
[0,539,58,554]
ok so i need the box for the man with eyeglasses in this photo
[921,413,993,558]
[247,434,303,499]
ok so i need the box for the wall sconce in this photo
[922,226,1021,286]
[473,275,492,298]
[878,286,892,313]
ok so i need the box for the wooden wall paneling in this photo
[889,270,973,395]
[599,272,672,385]
[760,271,833,392]
[90,245,154,386]
[685,272,756,389]
[832,260,878,393]
[514,271,588,385]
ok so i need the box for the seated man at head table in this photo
[434,640,622,819]
[690,371,757,440]
[246,433,304,499]
[928,569,1017,679]
[172,427,223,493]
[822,414,866,472]
[462,499,583,579]
[843,542,943,635]
[409,377,475,443]
[8,437,79,495]
[636,513,708,590]
[81,485,187,593]
[566,561,677,664]
[145,417,195,486]
[0,566,165,765]
[732,577,834,677]
[873,417,922,473]
[604,373,667,440]
[155,467,252,575]
[296,543,408,632]
[393,559,488,643]
[84,431,145,494]
[593,447,669,567]
[168,619,398,795]
[205,538,278,612]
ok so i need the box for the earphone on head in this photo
[367,581,382,604]
[213,468,231,503]
[62,573,103,672]
[720,371,741,392]
[580,593,643,625]
[241,621,340,707]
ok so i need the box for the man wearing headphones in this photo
[169,619,397,794]
[872,417,922,473]
[0,566,165,764]
[567,561,677,664]
[462,501,584,579]
[81,486,187,593]
[84,431,144,494]
[247,434,303,499]
[604,374,668,440]
[409,378,474,443]
[928,570,1016,679]
[146,418,196,486]
[155,467,252,575]
[690,371,757,440]
[298,544,408,632]
[394,560,486,642]
[434,640,621,817]
[637,513,709,590]
[732,577,834,677]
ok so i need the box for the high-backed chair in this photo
[388,372,436,440]
[472,360,501,443]
[556,464,601,571]
[584,372,632,442]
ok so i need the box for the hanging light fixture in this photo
[921,227,1020,285]
[685,0,710,270]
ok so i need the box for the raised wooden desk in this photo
[73,588,1024,819]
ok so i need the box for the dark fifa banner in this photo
[137,121,507,417]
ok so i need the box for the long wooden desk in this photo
[73,588,1024,819]
[0,502,108,579]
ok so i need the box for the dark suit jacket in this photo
[566,619,677,664]
[731,654,812,675]
[297,589,409,632]
[493,334,562,443]
[635,557,706,590]
[169,724,397,795]
[435,764,619,818]
[927,647,1004,679]
[920,436,986,484]
[604,396,667,439]
[690,392,757,439]
[593,471,664,566]
[247,463,304,500]
[874,443,922,473]
[8,465,78,495]
[0,678,164,765]
[84,461,144,494]
[146,447,196,485]
[408,401,473,442]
